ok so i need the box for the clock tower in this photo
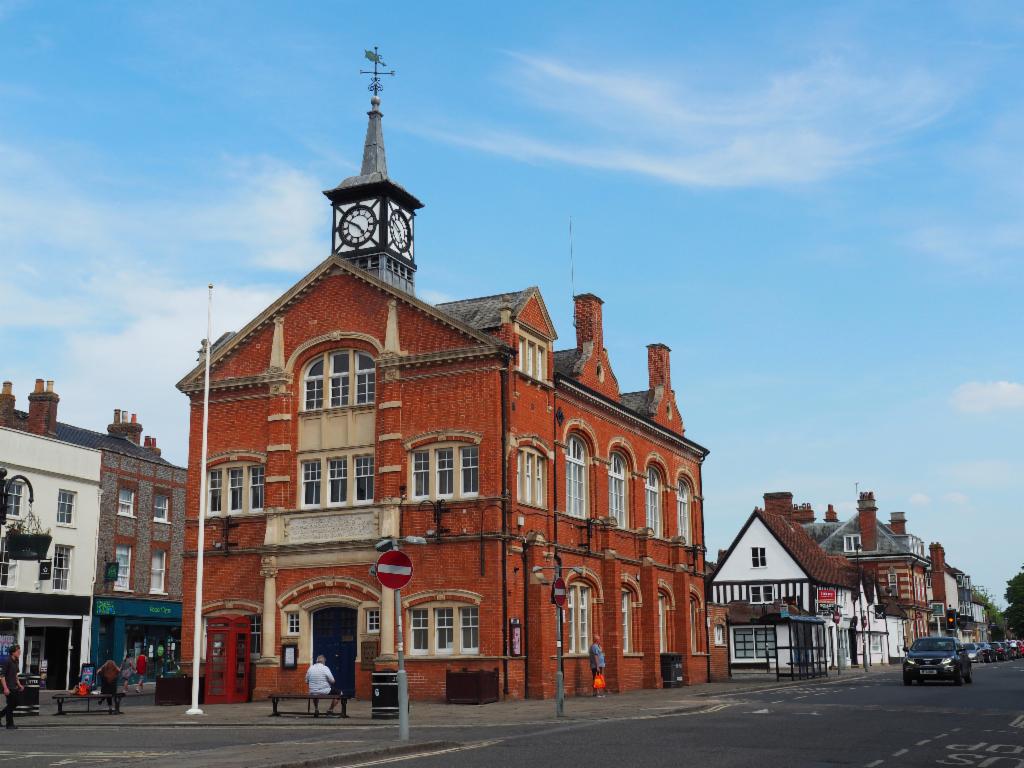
[323,95,424,294]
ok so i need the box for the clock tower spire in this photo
[324,50,423,295]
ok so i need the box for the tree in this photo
[975,585,1006,640]
[1003,573,1024,638]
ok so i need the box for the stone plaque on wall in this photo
[360,639,379,670]
[285,511,377,544]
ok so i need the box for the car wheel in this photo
[954,669,963,686]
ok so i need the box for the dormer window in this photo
[303,350,376,411]
[517,335,547,381]
[843,534,862,552]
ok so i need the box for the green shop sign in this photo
[95,600,116,616]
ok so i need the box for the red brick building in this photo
[176,95,711,701]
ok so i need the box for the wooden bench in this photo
[52,693,125,716]
[268,693,348,718]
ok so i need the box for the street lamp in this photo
[532,561,585,717]
[0,468,34,525]
[375,535,426,741]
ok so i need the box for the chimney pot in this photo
[45,380,54,393]
[0,381,14,428]
[27,377,59,436]
[889,511,907,535]
[825,503,838,523]
[33,378,44,393]
[1,382,11,396]
[131,413,137,424]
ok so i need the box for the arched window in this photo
[645,467,662,535]
[608,453,626,527]
[621,589,633,652]
[690,597,702,652]
[658,593,668,652]
[676,479,691,543]
[303,350,376,411]
[566,437,587,518]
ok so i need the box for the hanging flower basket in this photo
[7,533,51,560]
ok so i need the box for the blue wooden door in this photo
[312,608,358,697]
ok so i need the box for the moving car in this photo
[903,636,973,685]
[992,641,1008,661]
[962,643,982,664]
[977,643,996,663]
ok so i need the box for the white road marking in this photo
[891,749,908,757]
[865,761,884,767]
[1011,714,1024,728]
[338,741,503,767]
[916,739,932,746]
[751,708,770,714]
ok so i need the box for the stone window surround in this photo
[408,441,482,503]
[207,461,266,516]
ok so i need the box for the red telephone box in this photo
[204,616,251,704]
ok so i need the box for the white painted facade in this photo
[0,427,101,688]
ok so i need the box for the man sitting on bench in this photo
[305,655,340,716]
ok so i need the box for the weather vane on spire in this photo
[361,46,395,95]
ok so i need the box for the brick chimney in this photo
[26,379,59,436]
[143,435,162,457]
[857,491,878,552]
[930,542,947,603]
[108,409,144,445]
[825,503,838,523]
[763,492,794,518]
[791,502,815,524]
[0,382,15,428]
[889,511,907,535]
[647,343,671,392]
[574,293,604,352]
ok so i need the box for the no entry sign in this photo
[376,550,413,590]
[551,577,567,608]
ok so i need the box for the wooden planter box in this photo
[7,534,51,561]
[445,669,499,705]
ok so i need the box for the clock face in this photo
[338,205,378,247]
[388,210,411,253]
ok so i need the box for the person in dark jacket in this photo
[0,645,25,729]
[97,659,120,706]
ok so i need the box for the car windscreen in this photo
[963,643,977,650]
[911,639,956,652]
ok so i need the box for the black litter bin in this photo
[16,674,40,716]
[659,653,683,688]
[371,671,399,719]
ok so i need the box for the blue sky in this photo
[2,2,1022,605]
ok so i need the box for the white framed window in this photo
[355,352,376,404]
[621,590,632,652]
[304,358,324,410]
[658,594,668,652]
[676,479,691,543]
[714,624,725,646]
[517,335,547,380]
[435,608,454,654]
[870,634,881,654]
[0,538,17,588]
[461,446,479,496]
[460,607,479,654]
[645,467,662,534]
[208,470,222,514]
[249,614,262,658]
[412,451,430,498]
[567,584,590,654]
[57,490,75,526]
[5,482,22,518]
[690,599,701,652]
[366,608,380,634]
[566,437,586,518]
[751,547,767,568]
[118,488,135,518]
[250,466,264,511]
[609,454,626,527]
[436,448,454,498]
[228,468,244,513]
[302,461,321,507]
[733,627,776,660]
[843,534,862,552]
[517,450,547,508]
[330,351,350,407]
[286,611,300,635]
[355,455,374,502]
[410,609,429,655]
[52,545,71,591]
[115,545,132,591]
[329,458,348,505]
[888,568,899,597]
[153,494,169,523]
[750,584,775,603]
[150,550,166,594]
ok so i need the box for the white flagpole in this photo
[186,283,214,716]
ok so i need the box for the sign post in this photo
[375,549,413,741]
[551,572,566,717]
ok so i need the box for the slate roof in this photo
[804,517,923,559]
[620,390,652,418]
[756,509,859,588]
[10,410,180,468]
[435,288,535,330]
[552,349,581,378]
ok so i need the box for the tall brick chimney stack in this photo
[26,379,59,436]
[0,382,15,428]
[763,492,794,518]
[574,293,604,352]
[143,436,162,457]
[930,542,947,603]
[857,491,878,552]
[647,343,672,393]
[889,511,907,535]
[791,503,816,524]
[825,504,838,522]
[107,409,143,444]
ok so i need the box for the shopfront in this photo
[0,592,91,690]
[91,597,182,680]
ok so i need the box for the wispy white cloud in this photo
[909,492,931,506]
[424,53,953,188]
[944,491,971,506]
[948,459,1019,489]
[951,381,1024,413]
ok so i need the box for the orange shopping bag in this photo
[593,672,606,691]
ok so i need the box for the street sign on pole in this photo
[376,550,413,590]
[551,577,567,608]
[833,612,841,625]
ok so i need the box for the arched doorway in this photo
[312,607,358,697]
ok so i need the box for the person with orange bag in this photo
[589,634,606,697]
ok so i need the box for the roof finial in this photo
[360,46,395,97]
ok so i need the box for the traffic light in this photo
[945,608,957,631]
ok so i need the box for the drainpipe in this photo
[500,356,510,696]
[697,453,711,684]
[522,536,531,698]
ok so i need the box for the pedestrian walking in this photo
[135,652,147,693]
[589,634,606,697]
[0,645,24,729]
[97,659,120,707]
[305,654,340,715]
[119,653,134,695]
